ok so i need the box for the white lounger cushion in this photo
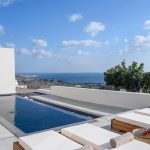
[115,112,150,128]
[61,123,150,150]
[61,123,119,150]
[113,140,150,150]
[19,130,82,150]
[135,108,150,116]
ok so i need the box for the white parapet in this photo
[0,48,16,95]
[49,86,150,109]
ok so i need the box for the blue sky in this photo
[0,0,150,73]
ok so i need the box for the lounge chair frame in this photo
[111,119,150,144]
[111,119,140,132]
[13,142,25,150]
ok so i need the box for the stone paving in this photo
[0,124,18,150]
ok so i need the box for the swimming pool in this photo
[0,95,94,135]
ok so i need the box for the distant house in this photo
[0,48,18,95]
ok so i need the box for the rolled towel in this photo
[76,145,93,150]
[110,132,134,148]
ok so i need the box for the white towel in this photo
[110,132,134,148]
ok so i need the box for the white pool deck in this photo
[0,124,18,150]
[0,92,147,150]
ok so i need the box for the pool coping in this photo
[30,95,107,116]
[0,116,26,137]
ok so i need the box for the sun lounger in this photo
[13,130,82,150]
[61,123,119,150]
[61,123,150,150]
[111,112,150,132]
[135,108,150,116]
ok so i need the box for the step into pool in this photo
[0,95,97,135]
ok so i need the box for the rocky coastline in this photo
[16,75,109,90]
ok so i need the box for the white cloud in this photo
[19,48,31,55]
[0,0,17,6]
[69,13,83,22]
[117,34,150,56]
[104,40,110,45]
[61,39,102,48]
[144,20,150,30]
[116,38,130,56]
[78,50,90,56]
[0,25,5,35]
[84,21,105,37]
[124,38,128,43]
[32,39,48,48]
[118,46,129,56]
[18,48,53,59]
[32,49,53,59]
[134,34,150,49]
[119,49,124,56]
[3,42,15,48]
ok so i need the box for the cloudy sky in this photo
[0,0,150,73]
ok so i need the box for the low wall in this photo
[49,86,150,109]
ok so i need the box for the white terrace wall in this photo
[0,48,16,94]
[50,86,150,109]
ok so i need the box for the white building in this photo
[0,48,17,95]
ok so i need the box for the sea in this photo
[17,73,105,84]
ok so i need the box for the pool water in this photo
[0,96,93,133]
